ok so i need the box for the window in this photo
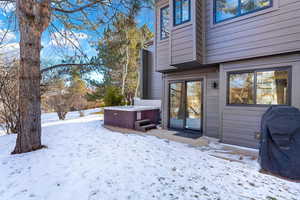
[229,72,255,104]
[228,68,290,105]
[174,0,191,26]
[214,0,272,23]
[160,6,169,40]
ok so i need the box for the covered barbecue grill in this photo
[259,106,300,180]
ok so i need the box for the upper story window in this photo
[160,6,170,40]
[228,67,290,106]
[214,0,272,23]
[174,0,191,26]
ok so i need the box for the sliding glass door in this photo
[169,82,185,129]
[169,80,203,132]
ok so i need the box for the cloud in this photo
[0,2,15,13]
[49,31,88,48]
[0,42,19,61]
[0,29,16,44]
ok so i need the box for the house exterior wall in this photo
[219,53,300,148]
[140,47,163,100]
[161,67,220,138]
[150,0,300,148]
[148,48,163,100]
[205,0,300,64]
[155,0,174,71]
[155,0,204,71]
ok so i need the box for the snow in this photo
[0,110,299,200]
[104,106,160,111]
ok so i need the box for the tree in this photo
[0,0,152,154]
[103,86,124,107]
[45,79,71,120]
[95,14,153,105]
[68,69,88,116]
[0,61,19,134]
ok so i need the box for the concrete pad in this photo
[103,125,258,163]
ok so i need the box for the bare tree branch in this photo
[52,0,104,13]
[41,63,98,73]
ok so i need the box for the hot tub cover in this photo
[259,106,300,180]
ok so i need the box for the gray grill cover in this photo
[259,106,300,180]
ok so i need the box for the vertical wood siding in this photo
[205,0,300,64]
[219,53,300,148]
[148,48,163,100]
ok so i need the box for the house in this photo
[140,0,300,148]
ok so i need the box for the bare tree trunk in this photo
[121,45,129,96]
[13,0,51,154]
[135,70,140,98]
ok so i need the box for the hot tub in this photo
[104,106,160,129]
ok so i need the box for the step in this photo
[139,123,157,132]
[135,119,151,127]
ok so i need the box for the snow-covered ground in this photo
[0,110,299,200]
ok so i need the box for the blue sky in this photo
[0,2,154,69]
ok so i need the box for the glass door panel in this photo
[185,81,202,131]
[169,82,185,129]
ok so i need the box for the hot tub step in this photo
[135,119,151,127]
[139,124,157,132]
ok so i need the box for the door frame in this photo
[168,78,204,134]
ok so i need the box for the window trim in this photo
[173,0,191,26]
[160,5,170,40]
[226,67,292,107]
[214,0,273,24]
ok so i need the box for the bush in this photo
[103,86,124,106]
[0,63,19,134]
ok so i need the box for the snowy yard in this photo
[0,110,299,200]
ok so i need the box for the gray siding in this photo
[169,0,204,65]
[162,67,220,138]
[155,0,204,71]
[148,49,163,100]
[219,53,300,148]
[205,0,300,64]
[206,73,219,138]
[196,0,205,63]
[171,25,194,64]
[155,0,174,71]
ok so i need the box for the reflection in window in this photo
[215,0,239,23]
[241,0,271,14]
[228,68,290,105]
[169,83,184,129]
[182,0,190,21]
[174,0,190,26]
[186,81,202,130]
[256,70,288,105]
[215,0,272,23]
[229,72,254,104]
[160,6,169,40]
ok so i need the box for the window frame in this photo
[160,5,170,40]
[214,0,273,24]
[173,0,191,26]
[226,67,292,107]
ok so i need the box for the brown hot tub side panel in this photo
[140,109,160,124]
[104,110,136,129]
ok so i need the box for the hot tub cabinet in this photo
[104,106,160,129]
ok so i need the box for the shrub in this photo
[103,86,124,106]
